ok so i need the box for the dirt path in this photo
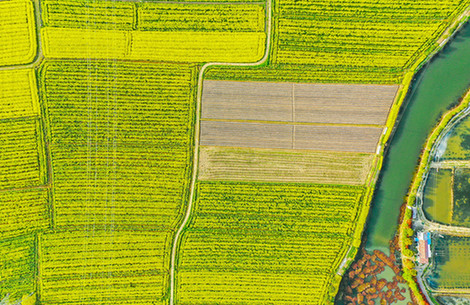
[423,221,470,237]
[167,0,273,303]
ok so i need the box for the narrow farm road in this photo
[422,220,470,237]
[167,0,273,303]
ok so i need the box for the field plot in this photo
[423,169,453,225]
[138,3,264,32]
[39,231,170,304]
[41,0,266,63]
[207,0,467,83]
[41,60,195,231]
[0,0,37,66]
[199,146,374,185]
[0,189,49,240]
[42,28,129,59]
[0,69,39,119]
[452,168,470,227]
[202,80,397,124]
[294,125,382,153]
[200,121,293,150]
[0,118,44,189]
[177,181,366,304]
[0,235,35,301]
[43,0,264,32]
[131,31,265,63]
[293,83,398,125]
[42,29,265,63]
[440,115,470,160]
[202,80,293,122]
[200,121,381,153]
[427,236,470,290]
[42,0,135,30]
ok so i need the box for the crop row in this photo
[176,181,365,304]
[0,188,49,240]
[38,230,170,304]
[199,146,375,185]
[42,0,135,30]
[41,60,195,232]
[275,14,447,69]
[0,69,39,120]
[207,0,467,84]
[191,181,363,235]
[42,27,266,63]
[280,0,461,22]
[0,0,37,66]
[0,118,43,189]
[0,235,35,302]
[177,270,333,304]
[276,0,464,61]
[138,3,264,32]
[180,230,347,273]
[206,63,402,84]
[42,0,264,32]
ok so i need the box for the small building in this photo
[426,232,432,258]
[417,232,429,264]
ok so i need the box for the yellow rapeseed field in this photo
[131,31,265,63]
[42,28,129,59]
[0,0,37,66]
[0,69,39,119]
[42,27,266,63]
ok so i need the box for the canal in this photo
[366,22,470,252]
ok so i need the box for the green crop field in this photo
[176,181,366,304]
[0,118,44,189]
[0,70,39,119]
[38,230,170,304]
[42,0,265,32]
[138,3,265,32]
[41,0,266,63]
[207,0,468,84]
[40,60,196,231]
[42,0,136,30]
[0,235,36,302]
[0,189,49,240]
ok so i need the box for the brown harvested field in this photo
[200,121,382,153]
[294,83,398,125]
[201,80,398,125]
[200,121,293,149]
[202,80,293,122]
[199,146,375,185]
[294,125,382,153]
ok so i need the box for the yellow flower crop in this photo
[0,0,36,66]
[42,28,266,63]
[177,181,366,304]
[0,69,39,120]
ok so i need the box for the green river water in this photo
[364,22,470,252]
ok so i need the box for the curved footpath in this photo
[167,0,273,303]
